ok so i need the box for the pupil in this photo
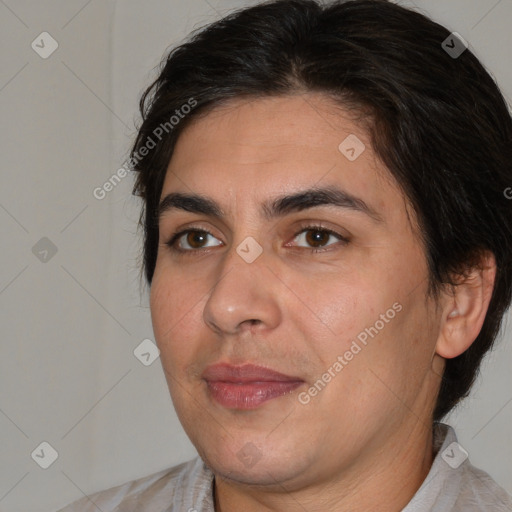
[188,232,205,248]
[307,230,327,247]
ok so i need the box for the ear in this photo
[435,251,496,359]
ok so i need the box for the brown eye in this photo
[185,231,208,249]
[166,229,223,253]
[293,226,347,251]
[304,229,331,247]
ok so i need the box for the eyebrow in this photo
[157,186,383,223]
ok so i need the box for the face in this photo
[150,94,443,490]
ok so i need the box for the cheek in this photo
[301,270,386,341]
[284,274,389,382]
[149,273,173,338]
[150,272,198,368]
[150,259,204,332]
[304,257,429,379]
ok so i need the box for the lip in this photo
[203,363,304,409]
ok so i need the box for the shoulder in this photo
[453,461,512,511]
[56,457,214,512]
[404,423,512,512]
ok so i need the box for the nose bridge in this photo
[203,234,280,335]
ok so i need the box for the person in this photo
[57,0,512,510]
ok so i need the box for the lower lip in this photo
[206,381,303,409]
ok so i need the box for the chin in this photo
[195,432,312,488]
[207,451,300,487]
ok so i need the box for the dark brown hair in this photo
[130,0,512,421]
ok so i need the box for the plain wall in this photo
[0,1,510,511]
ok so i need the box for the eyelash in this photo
[164,223,349,256]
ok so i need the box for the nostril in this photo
[243,319,260,327]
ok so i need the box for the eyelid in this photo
[166,224,223,252]
[165,222,349,254]
[287,222,349,250]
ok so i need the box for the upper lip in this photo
[202,363,303,383]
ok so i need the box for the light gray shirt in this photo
[57,423,512,511]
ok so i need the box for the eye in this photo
[166,229,222,253]
[291,224,348,252]
[164,224,349,255]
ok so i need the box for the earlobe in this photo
[435,252,496,360]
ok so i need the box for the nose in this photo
[202,241,281,336]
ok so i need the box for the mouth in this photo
[202,363,304,409]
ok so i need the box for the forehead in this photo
[162,93,406,226]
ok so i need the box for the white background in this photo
[0,1,511,511]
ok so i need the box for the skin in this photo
[150,93,495,512]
